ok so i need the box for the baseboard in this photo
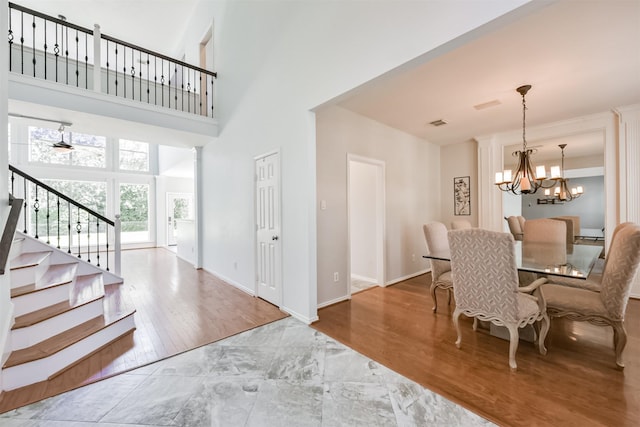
[385,268,430,286]
[350,274,376,283]
[317,294,351,309]
[281,306,318,325]
[202,268,256,297]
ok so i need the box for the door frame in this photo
[166,192,194,246]
[347,154,386,297]
[254,148,283,306]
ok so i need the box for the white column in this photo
[616,104,640,297]
[93,24,101,93]
[193,146,203,269]
[476,136,504,231]
[114,214,121,276]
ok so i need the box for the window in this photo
[119,183,150,242]
[119,139,149,171]
[29,127,106,168]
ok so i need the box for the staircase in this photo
[1,231,135,391]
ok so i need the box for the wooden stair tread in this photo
[13,294,104,329]
[10,251,51,270]
[3,310,136,368]
[10,263,78,298]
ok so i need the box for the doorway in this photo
[167,193,194,247]
[255,150,282,306]
[348,155,385,295]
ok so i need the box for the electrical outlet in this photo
[333,272,339,282]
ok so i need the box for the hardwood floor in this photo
[0,248,287,413]
[312,273,640,427]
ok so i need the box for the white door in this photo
[167,193,193,246]
[255,152,281,305]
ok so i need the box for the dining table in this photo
[423,241,603,280]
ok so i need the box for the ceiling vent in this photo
[429,119,447,127]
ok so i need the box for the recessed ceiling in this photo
[336,1,640,148]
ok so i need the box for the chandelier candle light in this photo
[495,85,557,195]
[539,144,584,203]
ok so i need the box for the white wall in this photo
[440,141,478,229]
[155,175,194,248]
[178,0,534,321]
[316,106,439,306]
[349,161,378,282]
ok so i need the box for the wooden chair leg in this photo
[453,308,462,348]
[506,324,520,370]
[538,314,549,355]
[612,321,627,368]
[430,283,439,312]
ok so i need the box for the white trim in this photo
[385,269,430,287]
[202,267,256,296]
[317,294,351,309]
[280,306,318,325]
[350,274,377,283]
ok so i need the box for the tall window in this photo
[119,139,149,171]
[119,183,150,242]
[29,127,106,168]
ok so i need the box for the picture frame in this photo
[454,176,471,216]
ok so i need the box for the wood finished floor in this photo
[312,273,640,427]
[0,248,288,413]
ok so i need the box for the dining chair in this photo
[506,216,525,241]
[523,218,566,246]
[451,220,472,230]
[550,217,576,245]
[541,223,640,368]
[423,222,453,312]
[548,222,633,292]
[448,228,549,369]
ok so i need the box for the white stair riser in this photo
[2,315,135,391]
[12,284,71,317]
[10,256,51,289]
[11,299,105,351]
[9,239,24,260]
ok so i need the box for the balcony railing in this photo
[8,2,217,118]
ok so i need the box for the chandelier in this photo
[495,85,555,195]
[537,144,584,204]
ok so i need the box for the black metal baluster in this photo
[146,53,150,103]
[23,177,27,233]
[210,77,214,117]
[105,225,110,272]
[8,8,13,72]
[186,69,191,113]
[87,214,91,263]
[65,24,69,85]
[67,201,72,253]
[84,32,88,89]
[56,196,61,249]
[76,208,81,258]
[115,44,118,96]
[54,22,59,82]
[123,45,126,98]
[130,48,135,100]
[199,72,203,115]
[20,11,24,75]
[161,58,165,107]
[31,15,35,77]
[46,191,50,244]
[96,219,100,267]
[43,20,47,80]
[174,64,178,110]
[168,61,171,109]
[138,51,142,102]
[180,64,184,111]
[154,56,157,105]
[106,39,109,94]
[75,30,79,86]
[10,170,15,195]
[34,185,39,238]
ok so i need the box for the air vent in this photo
[429,119,447,127]
[473,99,502,110]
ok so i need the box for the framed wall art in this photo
[454,176,470,216]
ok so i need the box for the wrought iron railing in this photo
[9,165,121,275]
[8,2,217,118]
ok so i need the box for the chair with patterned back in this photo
[541,223,640,368]
[423,222,453,312]
[506,216,525,241]
[448,228,549,369]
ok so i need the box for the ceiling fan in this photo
[9,113,75,153]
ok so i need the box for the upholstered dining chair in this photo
[423,222,453,312]
[506,216,525,241]
[448,228,549,369]
[451,220,472,230]
[541,223,640,368]
[523,218,566,246]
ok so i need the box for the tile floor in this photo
[0,317,493,426]
[350,278,377,295]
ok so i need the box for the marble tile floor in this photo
[0,317,493,427]
[350,278,377,295]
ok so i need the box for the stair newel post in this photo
[114,213,121,276]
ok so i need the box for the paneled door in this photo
[255,151,281,305]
